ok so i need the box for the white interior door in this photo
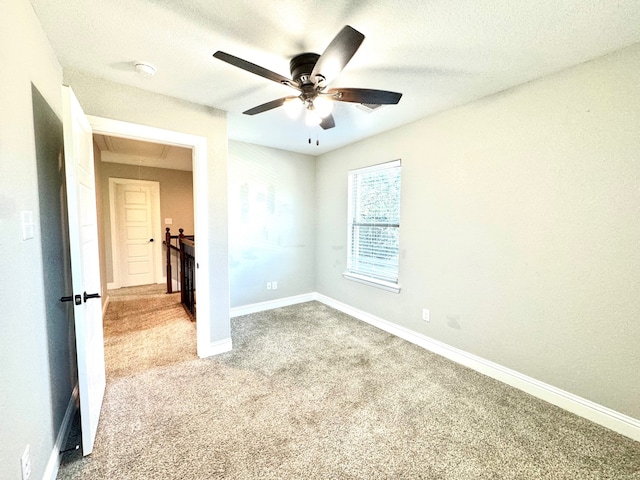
[61,85,106,456]
[116,182,155,286]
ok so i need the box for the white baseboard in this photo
[43,385,79,480]
[198,337,233,358]
[230,293,317,318]
[314,293,640,443]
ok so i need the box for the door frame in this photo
[108,178,162,289]
[88,115,211,357]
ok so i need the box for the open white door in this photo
[61,85,106,456]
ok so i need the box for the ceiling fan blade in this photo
[320,114,335,130]
[213,51,299,90]
[327,88,402,105]
[310,26,365,86]
[243,97,297,116]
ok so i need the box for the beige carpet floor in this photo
[102,284,196,379]
[57,288,640,479]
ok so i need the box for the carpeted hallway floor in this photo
[57,287,640,479]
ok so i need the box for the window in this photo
[344,160,401,292]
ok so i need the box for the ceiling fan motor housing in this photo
[290,53,321,86]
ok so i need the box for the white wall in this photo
[315,43,640,420]
[63,70,231,343]
[228,141,315,307]
[0,0,68,478]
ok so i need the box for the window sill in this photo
[342,272,401,293]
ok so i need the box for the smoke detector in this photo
[134,61,156,77]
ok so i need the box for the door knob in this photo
[83,291,101,302]
[149,238,154,242]
[60,294,82,305]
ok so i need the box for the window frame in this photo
[343,160,402,293]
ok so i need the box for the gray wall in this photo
[228,141,315,307]
[315,43,640,419]
[63,69,231,344]
[0,0,69,478]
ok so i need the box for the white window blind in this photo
[346,160,401,288]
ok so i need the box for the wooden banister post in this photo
[165,227,172,293]
[179,230,185,306]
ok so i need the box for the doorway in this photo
[95,133,193,291]
[32,84,77,451]
[87,115,212,357]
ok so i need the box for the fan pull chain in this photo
[308,132,320,146]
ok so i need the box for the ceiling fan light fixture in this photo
[313,96,333,118]
[283,97,303,118]
[305,108,322,126]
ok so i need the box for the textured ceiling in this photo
[30,0,640,155]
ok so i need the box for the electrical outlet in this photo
[267,282,272,290]
[21,445,31,480]
[422,308,430,322]
[272,281,278,290]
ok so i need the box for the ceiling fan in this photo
[213,25,402,130]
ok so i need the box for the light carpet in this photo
[58,289,640,479]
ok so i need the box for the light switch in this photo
[21,211,34,240]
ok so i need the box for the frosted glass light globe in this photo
[283,98,303,118]
[305,109,321,126]
[313,96,333,118]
